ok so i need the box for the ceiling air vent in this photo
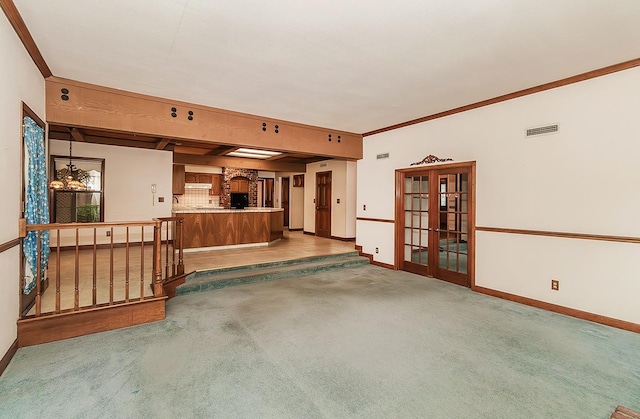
[526,124,559,137]
[376,153,389,159]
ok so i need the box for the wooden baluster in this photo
[164,221,170,279]
[109,227,114,305]
[55,229,61,313]
[177,218,184,275]
[140,226,145,300]
[152,221,163,297]
[92,228,97,306]
[125,227,130,302]
[35,232,42,316]
[74,228,80,310]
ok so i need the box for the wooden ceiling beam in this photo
[70,127,85,142]
[173,153,305,172]
[155,138,171,150]
[0,0,52,78]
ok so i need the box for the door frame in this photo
[315,171,332,238]
[394,161,476,288]
[281,176,290,227]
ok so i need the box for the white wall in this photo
[50,140,173,245]
[305,160,357,239]
[357,66,640,324]
[276,172,305,230]
[0,13,45,357]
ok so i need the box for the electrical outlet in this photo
[375,247,379,254]
[158,197,165,203]
[363,204,366,211]
[106,230,111,237]
[551,279,559,291]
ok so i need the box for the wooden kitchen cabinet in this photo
[230,178,249,193]
[210,174,222,196]
[172,164,185,195]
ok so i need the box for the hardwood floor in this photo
[30,230,356,315]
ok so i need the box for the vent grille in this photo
[376,153,389,159]
[526,124,559,137]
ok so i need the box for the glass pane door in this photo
[403,174,430,273]
[436,171,469,282]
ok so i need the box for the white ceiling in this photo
[13,0,640,134]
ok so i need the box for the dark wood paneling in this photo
[364,58,640,137]
[17,297,167,347]
[0,339,18,377]
[476,226,640,245]
[473,286,640,334]
[0,0,52,77]
[180,211,284,249]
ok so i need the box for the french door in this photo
[396,162,475,287]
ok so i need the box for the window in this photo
[50,156,105,223]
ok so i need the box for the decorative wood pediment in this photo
[410,154,453,166]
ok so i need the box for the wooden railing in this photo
[21,217,184,318]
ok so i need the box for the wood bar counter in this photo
[172,207,284,249]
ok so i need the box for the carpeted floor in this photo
[1,265,639,418]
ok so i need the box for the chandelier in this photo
[49,141,87,190]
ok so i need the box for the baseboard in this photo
[355,245,395,270]
[330,236,356,242]
[473,286,640,334]
[0,339,18,377]
[288,228,303,232]
[17,297,167,347]
[303,231,315,236]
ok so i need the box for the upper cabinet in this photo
[185,172,212,183]
[230,177,249,193]
[172,164,185,195]
[210,174,222,196]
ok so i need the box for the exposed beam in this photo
[155,138,171,150]
[173,153,305,173]
[50,133,175,151]
[70,127,85,142]
[208,146,240,156]
[0,0,52,78]
[266,153,291,161]
[46,77,363,160]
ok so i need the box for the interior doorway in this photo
[395,162,475,287]
[315,171,332,238]
[282,177,290,227]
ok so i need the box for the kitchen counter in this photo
[172,207,283,214]
[172,207,284,250]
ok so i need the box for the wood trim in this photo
[288,228,303,232]
[473,286,640,334]
[330,236,356,242]
[356,217,394,223]
[17,296,167,347]
[0,238,20,253]
[0,0,52,78]
[355,245,395,270]
[22,102,45,128]
[476,226,640,245]
[364,58,640,137]
[0,339,18,377]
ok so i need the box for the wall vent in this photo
[376,153,390,159]
[526,124,559,137]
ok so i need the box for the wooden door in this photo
[315,171,332,238]
[282,177,290,227]
[264,178,274,207]
[396,163,474,287]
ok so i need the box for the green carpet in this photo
[1,265,638,418]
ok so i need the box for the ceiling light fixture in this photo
[49,141,87,190]
[227,147,282,159]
